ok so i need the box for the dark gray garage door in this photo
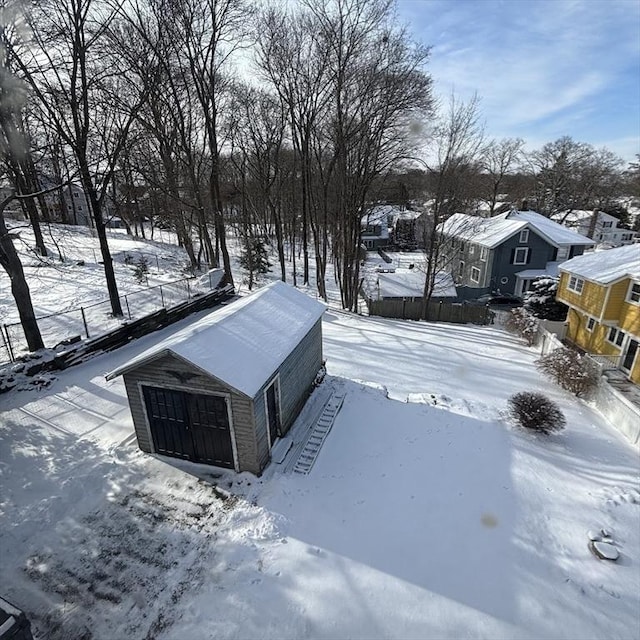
[142,386,234,468]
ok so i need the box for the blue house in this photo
[438,209,595,298]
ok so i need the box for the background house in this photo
[439,209,595,299]
[552,210,636,247]
[360,205,393,250]
[107,281,326,475]
[556,245,640,384]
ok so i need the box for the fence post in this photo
[125,295,132,320]
[187,280,191,299]
[160,285,165,308]
[438,300,443,321]
[2,325,14,362]
[80,307,90,338]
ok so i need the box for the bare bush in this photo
[508,392,566,434]
[505,307,538,346]
[536,347,601,397]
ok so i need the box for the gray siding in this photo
[455,231,587,295]
[488,230,554,294]
[122,353,261,474]
[278,318,323,432]
[252,319,323,463]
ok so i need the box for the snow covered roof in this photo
[551,210,618,227]
[363,270,456,299]
[106,281,326,397]
[395,210,424,222]
[558,245,640,284]
[439,210,595,249]
[516,262,560,279]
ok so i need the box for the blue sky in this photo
[397,0,640,164]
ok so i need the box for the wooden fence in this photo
[365,298,494,324]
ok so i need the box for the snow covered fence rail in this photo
[0,286,234,392]
[1,274,218,364]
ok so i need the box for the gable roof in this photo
[106,281,326,398]
[439,210,595,249]
[558,244,640,285]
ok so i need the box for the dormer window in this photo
[628,281,640,304]
[519,229,529,243]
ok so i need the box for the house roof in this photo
[439,210,595,249]
[551,209,618,227]
[558,244,640,284]
[363,270,456,299]
[106,281,326,398]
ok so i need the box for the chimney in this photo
[521,199,529,211]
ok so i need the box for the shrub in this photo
[523,277,568,321]
[505,307,538,346]
[536,346,601,397]
[508,392,566,434]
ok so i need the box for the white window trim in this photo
[480,247,488,262]
[470,266,481,283]
[513,247,529,265]
[519,229,529,243]
[626,281,640,305]
[567,275,585,294]
[586,316,596,332]
[606,327,625,348]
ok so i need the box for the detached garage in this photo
[106,281,325,475]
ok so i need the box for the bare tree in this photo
[527,136,624,216]
[0,24,43,351]
[420,94,485,317]
[257,5,332,293]
[481,137,524,215]
[308,0,433,310]
[9,0,148,316]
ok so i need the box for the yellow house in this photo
[557,244,640,384]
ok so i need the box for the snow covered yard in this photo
[1,310,639,639]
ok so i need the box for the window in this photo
[470,266,481,283]
[469,245,475,256]
[512,247,529,265]
[458,260,465,275]
[607,327,625,347]
[628,281,640,304]
[586,317,596,332]
[567,275,584,294]
[556,246,569,260]
[519,229,529,243]
[74,192,79,198]
[602,221,613,228]
[459,242,465,253]
[621,233,634,242]
[480,247,488,262]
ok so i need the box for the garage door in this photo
[142,386,234,468]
